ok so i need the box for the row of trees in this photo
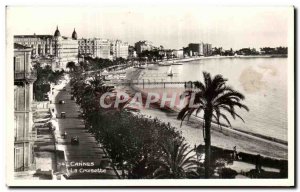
[211,47,288,56]
[260,47,288,55]
[66,57,128,72]
[70,73,200,178]
[212,47,259,56]
[235,48,260,56]
[137,50,165,61]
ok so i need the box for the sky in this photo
[6,6,292,50]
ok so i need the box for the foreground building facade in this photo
[14,43,37,172]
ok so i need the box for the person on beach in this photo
[255,154,262,174]
[233,146,237,160]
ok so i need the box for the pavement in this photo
[18,108,56,180]
[52,76,120,179]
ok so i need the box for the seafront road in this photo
[53,79,120,179]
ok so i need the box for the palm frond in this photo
[193,81,205,92]
[203,71,212,89]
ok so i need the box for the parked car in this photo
[71,136,79,145]
[62,131,67,139]
[61,112,66,118]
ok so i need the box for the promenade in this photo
[53,78,120,179]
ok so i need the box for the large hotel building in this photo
[79,38,129,59]
[15,27,129,70]
[14,27,79,71]
[14,35,54,56]
[78,38,111,59]
[110,40,129,59]
[52,28,79,70]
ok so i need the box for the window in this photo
[14,56,24,73]
[14,146,23,171]
[14,88,17,110]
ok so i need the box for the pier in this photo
[107,79,194,89]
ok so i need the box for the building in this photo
[173,49,184,58]
[110,40,129,59]
[14,43,37,172]
[52,27,79,70]
[78,38,111,59]
[203,43,212,56]
[134,41,154,54]
[164,49,174,58]
[128,46,137,58]
[78,39,128,60]
[188,42,212,56]
[14,35,54,56]
[188,43,204,56]
[14,27,79,71]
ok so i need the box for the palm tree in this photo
[150,139,199,179]
[177,72,249,178]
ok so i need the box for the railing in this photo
[14,71,37,81]
[32,101,50,110]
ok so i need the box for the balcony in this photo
[14,130,37,142]
[14,70,37,81]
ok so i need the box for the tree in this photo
[177,72,249,178]
[79,61,89,71]
[150,139,199,178]
[33,63,64,101]
[66,61,76,71]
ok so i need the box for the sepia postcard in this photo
[6,5,295,187]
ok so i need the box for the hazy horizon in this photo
[7,6,290,50]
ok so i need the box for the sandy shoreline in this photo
[159,54,287,64]
[122,68,288,160]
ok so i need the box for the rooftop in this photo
[14,43,31,50]
[14,35,53,38]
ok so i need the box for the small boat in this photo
[172,63,183,65]
[158,62,171,66]
[167,66,173,77]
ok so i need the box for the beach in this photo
[157,54,287,64]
